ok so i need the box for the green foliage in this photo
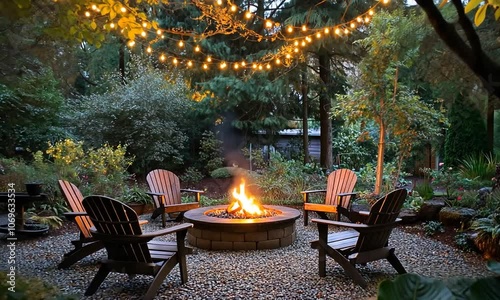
[333,9,447,194]
[471,214,500,241]
[478,190,500,217]
[69,57,192,173]
[199,130,224,174]
[0,67,66,157]
[250,153,323,204]
[404,191,425,212]
[423,166,476,199]
[120,184,151,205]
[423,221,445,236]
[444,94,489,167]
[355,162,407,194]
[377,261,500,300]
[460,153,497,182]
[0,271,78,299]
[179,167,203,185]
[413,180,434,200]
[454,233,474,252]
[210,167,234,178]
[241,146,267,171]
[332,122,377,170]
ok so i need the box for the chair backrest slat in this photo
[325,169,357,207]
[83,195,151,263]
[58,180,93,238]
[356,188,407,252]
[146,169,182,207]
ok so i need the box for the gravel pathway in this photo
[0,211,493,300]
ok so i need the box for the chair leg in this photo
[161,211,166,228]
[387,248,407,274]
[85,264,111,296]
[303,210,309,226]
[144,259,178,300]
[58,241,104,269]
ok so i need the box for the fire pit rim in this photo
[183,205,300,227]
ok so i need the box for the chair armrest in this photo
[337,192,358,209]
[63,211,87,222]
[301,190,327,203]
[301,190,327,194]
[146,191,164,197]
[180,189,204,194]
[311,218,401,233]
[90,223,194,243]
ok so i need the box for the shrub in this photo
[413,180,434,200]
[199,130,224,174]
[423,221,444,236]
[460,153,497,182]
[69,58,192,172]
[0,272,77,299]
[454,232,474,252]
[179,167,203,185]
[250,152,323,204]
[403,191,424,212]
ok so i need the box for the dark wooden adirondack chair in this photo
[57,180,104,269]
[310,188,408,288]
[82,195,193,300]
[146,169,203,227]
[302,168,358,226]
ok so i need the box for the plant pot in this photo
[25,183,43,196]
[127,202,146,215]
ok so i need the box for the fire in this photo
[227,180,264,217]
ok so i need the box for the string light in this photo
[76,0,387,72]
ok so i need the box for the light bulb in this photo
[287,26,293,33]
[120,7,126,13]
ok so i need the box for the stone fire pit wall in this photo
[184,205,300,251]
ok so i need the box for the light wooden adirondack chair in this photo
[82,195,193,300]
[57,180,104,269]
[302,168,358,226]
[146,169,203,227]
[310,188,408,288]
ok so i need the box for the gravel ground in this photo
[0,211,494,300]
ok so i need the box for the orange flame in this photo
[227,180,264,217]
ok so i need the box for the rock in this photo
[476,187,491,208]
[418,199,446,221]
[439,207,476,227]
[398,208,419,224]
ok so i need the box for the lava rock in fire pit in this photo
[206,208,279,219]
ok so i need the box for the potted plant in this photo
[120,185,153,215]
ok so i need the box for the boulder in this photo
[439,207,476,227]
[398,208,419,224]
[418,199,446,221]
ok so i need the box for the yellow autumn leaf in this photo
[465,0,483,13]
[109,9,116,20]
[438,0,448,9]
[474,4,487,26]
[496,7,500,20]
[490,0,500,6]
[127,30,136,40]
[117,17,128,28]
[90,21,97,30]
[100,5,110,15]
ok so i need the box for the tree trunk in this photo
[318,53,333,170]
[375,119,385,195]
[301,64,310,164]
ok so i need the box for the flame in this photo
[227,180,264,217]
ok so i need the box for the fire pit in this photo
[183,179,300,250]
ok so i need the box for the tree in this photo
[416,0,500,151]
[334,9,446,194]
